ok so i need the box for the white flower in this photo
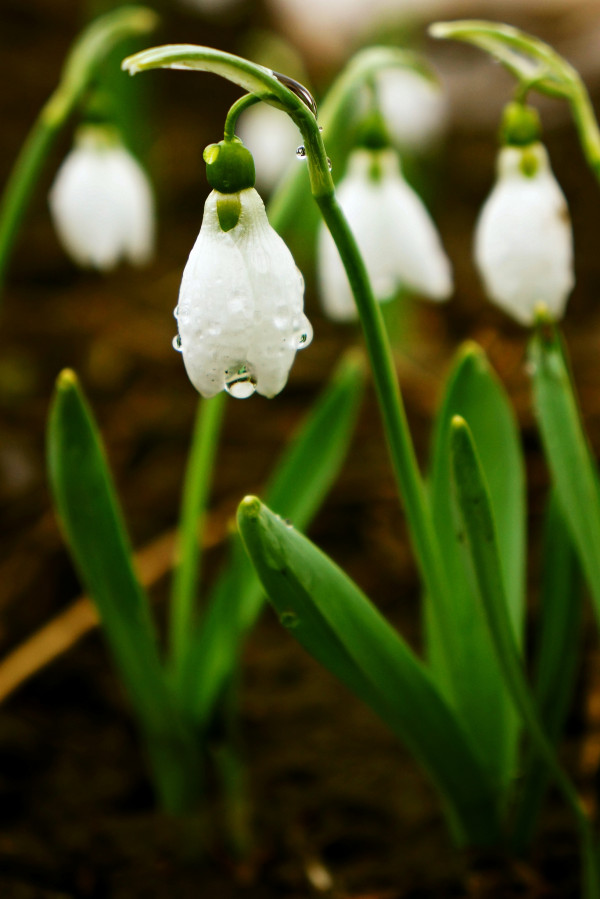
[474,142,574,325]
[49,126,155,270]
[318,148,453,321]
[236,103,301,193]
[175,188,312,398]
[376,68,449,153]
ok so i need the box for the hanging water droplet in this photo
[319,126,323,133]
[296,145,307,159]
[327,157,332,171]
[172,334,182,352]
[279,610,299,629]
[225,364,257,399]
[296,318,313,349]
[173,305,179,319]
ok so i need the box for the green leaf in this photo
[47,370,203,813]
[237,496,502,847]
[450,416,600,896]
[427,343,525,790]
[512,491,583,850]
[47,370,167,732]
[178,352,366,725]
[529,320,600,625]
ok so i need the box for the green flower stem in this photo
[430,20,600,185]
[316,193,452,637]
[169,391,226,678]
[0,6,158,296]
[122,43,452,640]
[223,93,262,143]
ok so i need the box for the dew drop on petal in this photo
[296,318,313,349]
[225,363,257,398]
[173,305,179,319]
[296,145,307,160]
[172,334,182,352]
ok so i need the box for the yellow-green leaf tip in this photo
[451,414,467,431]
[238,495,262,520]
[56,368,79,390]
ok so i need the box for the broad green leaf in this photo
[237,496,502,847]
[47,370,201,812]
[529,320,600,625]
[450,417,599,896]
[427,343,525,789]
[178,353,365,724]
[512,492,583,850]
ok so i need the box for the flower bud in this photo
[49,125,155,270]
[474,142,574,325]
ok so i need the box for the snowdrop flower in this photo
[318,147,453,320]
[376,67,449,153]
[474,141,574,325]
[174,138,312,399]
[49,125,155,270]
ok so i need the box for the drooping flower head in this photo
[318,111,453,320]
[474,102,574,325]
[174,136,312,398]
[49,124,155,270]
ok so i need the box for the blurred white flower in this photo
[175,188,312,398]
[376,67,449,153]
[49,125,155,270]
[318,148,453,320]
[236,103,301,193]
[474,142,574,325]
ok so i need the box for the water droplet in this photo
[319,126,323,132]
[327,157,332,171]
[225,364,257,399]
[279,611,299,629]
[296,318,313,349]
[284,518,293,528]
[172,334,182,352]
[296,145,307,159]
[173,305,179,319]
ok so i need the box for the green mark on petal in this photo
[216,193,242,232]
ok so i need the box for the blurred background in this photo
[2,0,600,895]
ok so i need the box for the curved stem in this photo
[223,93,262,142]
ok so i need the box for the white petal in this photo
[377,68,449,153]
[474,143,574,325]
[177,189,308,398]
[317,149,452,320]
[49,129,155,271]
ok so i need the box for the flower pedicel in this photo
[174,137,312,398]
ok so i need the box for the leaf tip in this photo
[428,21,451,39]
[238,495,262,522]
[56,368,79,391]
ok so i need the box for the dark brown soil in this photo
[2,1,600,896]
